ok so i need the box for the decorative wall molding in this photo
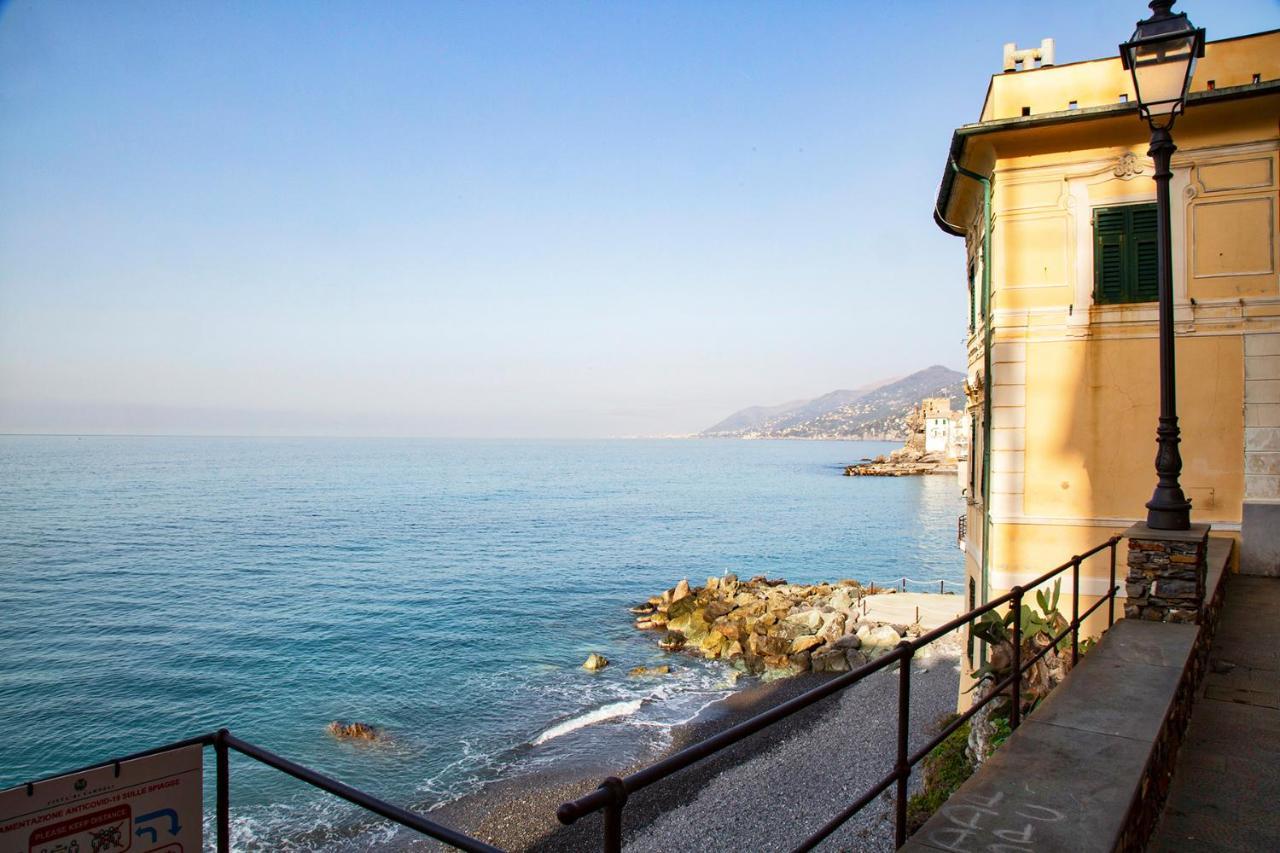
[1113,152,1144,179]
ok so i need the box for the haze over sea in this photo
[0,436,961,846]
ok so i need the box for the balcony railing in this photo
[557,536,1123,852]
[19,730,501,853]
[18,537,1122,853]
[957,513,967,549]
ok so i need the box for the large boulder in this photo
[863,625,905,651]
[747,633,791,658]
[817,612,847,643]
[699,630,729,658]
[811,648,849,673]
[783,610,824,633]
[671,578,692,602]
[828,588,855,613]
[582,653,609,671]
[790,634,825,654]
[658,631,686,651]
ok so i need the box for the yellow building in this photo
[934,27,1280,681]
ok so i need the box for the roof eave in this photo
[931,78,1280,237]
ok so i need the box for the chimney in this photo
[1003,38,1056,72]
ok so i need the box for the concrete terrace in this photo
[1149,574,1280,851]
[900,539,1280,852]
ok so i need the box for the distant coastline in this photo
[699,365,965,441]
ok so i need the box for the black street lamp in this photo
[1120,0,1205,531]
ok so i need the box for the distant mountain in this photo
[701,365,965,440]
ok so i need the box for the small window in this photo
[1253,73,1262,84]
[1021,106,1031,116]
[1206,79,1216,91]
[1119,93,1129,103]
[1068,100,1078,110]
[1094,203,1159,305]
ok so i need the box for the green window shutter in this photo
[1094,203,1158,304]
[1130,206,1159,302]
[1094,208,1127,303]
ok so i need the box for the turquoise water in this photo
[0,436,962,845]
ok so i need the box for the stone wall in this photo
[1115,544,1228,852]
[1124,523,1209,624]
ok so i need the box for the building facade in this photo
[934,28,1280,683]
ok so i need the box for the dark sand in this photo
[410,673,838,852]
[409,637,960,853]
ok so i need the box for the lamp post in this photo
[1120,0,1204,531]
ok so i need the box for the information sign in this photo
[0,745,202,853]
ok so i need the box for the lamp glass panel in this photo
[1131,34,1197,114]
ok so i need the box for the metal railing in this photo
[20,538,1121,853]
[890,576,958,594]
[19,729,501,853]
[957,513,967,547]
[557,535,1123,852]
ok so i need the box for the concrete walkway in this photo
[858,592,964,631]
[1149,575,1280,852]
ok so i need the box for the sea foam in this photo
[532,699,646,745]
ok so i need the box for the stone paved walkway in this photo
[1149,575,1280,852]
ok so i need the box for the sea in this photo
[0,436,963,848]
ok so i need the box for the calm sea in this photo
[0,436,962,846]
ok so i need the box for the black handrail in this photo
[557,535,1124,852]
[17,730,499,853]
[18,537,1124,853]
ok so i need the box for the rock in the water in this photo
[583,653,609,671]
[658,631,686,651]
[328,721,379,741]
[672,578,692,602]
[628,665,671,677]
[629,603,656,615]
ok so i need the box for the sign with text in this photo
[0,745,202,853]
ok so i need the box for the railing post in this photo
[599,776,627,853]
[1108,540,1117,627]
[1071,555,1081,666]
[939,580,944,594]
[894,641,913,849]
[215,729,230,853]
[1009,586,1023,731]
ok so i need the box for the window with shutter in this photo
[1093,203,1159,304]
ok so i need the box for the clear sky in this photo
[2,1,1277,438]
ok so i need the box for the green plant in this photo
[987,714,1012,752]
[966,579,1071,686]
[906,715,975,835]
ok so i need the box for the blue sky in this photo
[2,1,1277,437]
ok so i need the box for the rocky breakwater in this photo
[844,398,959,476]
[631,575,920,678]
[844,448,954,477]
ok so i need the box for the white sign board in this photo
[1,745,202,853]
